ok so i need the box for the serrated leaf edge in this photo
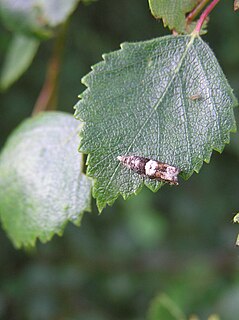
[148,0,198,34]
[74,33,238,211]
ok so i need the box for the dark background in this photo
[0,0,239,319]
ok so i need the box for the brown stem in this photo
[32,21,68,116]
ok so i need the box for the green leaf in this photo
[147,293,186,320]
[0,0,80,37]
[0,112,91,248]
[74,34,238,212]
[0,33,39,91]
[148,0,199,34]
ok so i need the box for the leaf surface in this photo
[0,34,39,91]
[0,112,91,248]
[74,34,238,211]
[148,0,199,34]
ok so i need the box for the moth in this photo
[117,155,180,185]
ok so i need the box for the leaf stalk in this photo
[193,0,221,34]
[32,21,68,116]
[186,0,211,24]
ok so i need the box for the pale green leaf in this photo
[74,34,238,211]
[0,33,39,91]
[0,112,91,248]
[207,316,220,320]
[0,0,80,36]
[0,0,51,37]
[148,0,199,34]
[39,0,80,27]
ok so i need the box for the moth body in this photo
[118,155,180,185]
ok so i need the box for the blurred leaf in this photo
[147,293,186,320]
[0,33,39,91]
[188,316,221,320]
[0,0,80,37]
[207,315,220,320]
[74,34,238,211]
[0,112,91,248]
[39,0,80,27]
[216,286,239,320]
[0,0,51,38]
[148,0,199,34]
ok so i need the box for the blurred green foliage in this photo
[0,0,239,319]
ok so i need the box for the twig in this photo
[32,21,68,116]
[186,0,211,24]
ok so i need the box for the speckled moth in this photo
[117,155,180,185]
